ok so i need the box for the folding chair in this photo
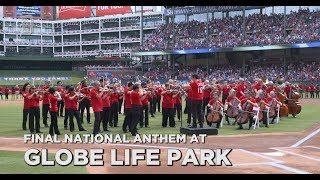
[252,106,260,130]
[220,108,224,128]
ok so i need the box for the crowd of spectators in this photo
[139,9,320,51]
[142,61,320,83]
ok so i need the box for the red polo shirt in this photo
[130,91,142,105]
[68,94,78,111]
[29,94,41,108]
[22,91,30,110]
[49,94,58,112]
[90,89,103,112]
[42,86,50,105]
[63,93,70,109]
[124,87,132,109]
[162,92,174,109]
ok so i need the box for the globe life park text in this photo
[23,134,233,166]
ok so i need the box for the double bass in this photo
[277,87,289,117]
[207,101,222,123]
[236,100,253,124]
[226,98,240,118]
[287,87,302,116]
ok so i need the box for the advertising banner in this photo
[96,6,132,16]
[3,6,53,20]
[58,6,91,19]
[16,6,41,17]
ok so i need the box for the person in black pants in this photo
[174,92,182,121]
[316,84,320,98]
[122,82,133,133]
[185,74,204,128]
[140,82,150,127]
[78,80,91,124]
[161,84,177,127]
[68,87,86,132]
[48,87,61,136]
[101,83,112,132]
[130,84,144,136]
[91,81,105,136]
[21,83,31,130]
[28,86,42,133]
[63,85,71,130]
[41,81,51,128]
[56,81,65,117]
[110,85,120,127]
[118,93,124,114]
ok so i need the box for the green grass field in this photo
[0,150,88,174]
[0,70,86,86]
[0,102,319,137]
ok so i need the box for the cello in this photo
[236,100,253,125]
[207,100,222,123]
[226,98,240,118]
[268,98,277,118]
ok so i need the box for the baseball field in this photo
[0,98,319,174]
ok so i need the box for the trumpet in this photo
[99,86,113,92]
[75,92,84,98]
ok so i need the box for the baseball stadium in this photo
[0,6,320,174]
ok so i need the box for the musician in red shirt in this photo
[161,83,178,128]
[207,93,223,128]
[284,82,297,99]
[122,82,133,133]
[298,82,304,98]
[21,83,31,130]
[304,84,309,98]
[63,85,71,130]
[255,90,269,128]
[101,82,113,132]
[48,87,61,136]
[4,87,10,100]
[315,84,320,98]
[90,81,104,136]
[56,81,65,117]
[202,80,212,118]
[11,87,15,101]
[68,87,86,132]
[0,85,3,100]
[222,81,231,104]
[155,82,163,113]
[184,88,193,126]
[79,80,91,124]
[224,89,240,125]
[14,85,20,100]
[265,81,276,96]
[130,84,144,136]
[184,74,204,128]
[41,80,51,128]
[236,78,246,99]
[140,82,151,128]
[310,83,315,98]
[174,90,182,122]
[266,91,283,124]
[238,90,258,130]
[27,86,43,133]
[110,85,120,127]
